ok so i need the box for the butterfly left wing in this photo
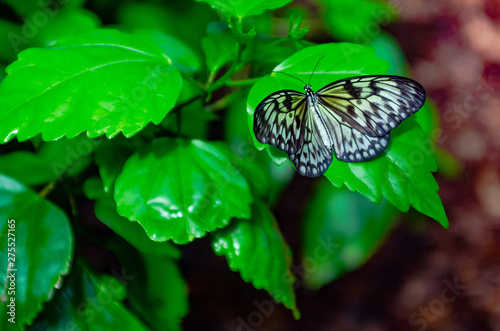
[253,90,309,155]
[317,75,426,138]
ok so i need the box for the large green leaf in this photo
[0,29,182,142]
[211,200,299,317]
[247,43,448,227]
[196,0,292,19]
[114,138,252,244]
[302,179,399,289]
[30,261,149,331]
[0,174,73,328]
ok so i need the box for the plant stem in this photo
[227,77,262,87]
[182,73,206,92]
[205,42,244,95]
[205,90,240,112]
[38,182,56,198]
[169,95,202,136]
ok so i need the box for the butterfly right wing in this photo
[253,90,309,155]
[288,109,333,177]
[318,98,390,162]
[317,75,426,138]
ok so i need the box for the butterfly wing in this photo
[316,101,390,162]
[253,90,309,155]
[253,75,426,177]
[288,109,333,177]
[317,75,426,137]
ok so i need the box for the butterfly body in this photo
[305,84,335,152]
[254,75,426,177]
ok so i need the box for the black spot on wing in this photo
[346,105,356,117]
[344,79,362,98]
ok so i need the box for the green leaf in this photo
[137,30,202,74]
[30,261,150,331]
[202,23,238,80]
[197,0,292,19]
[370,32,407,76]
[0,174,73,328]
[302,179,399,289]
[0,20,21,62]
[105,221,188,331]
[321,0,396,43]
[248,37,311,77]
[0,29,182,142]
[247,43,448,227]
[229,21,256,45]
[29,265,87,330]
[435,146,462,179]
[1,0,45,17]
[94,136,136,193]
[83,177,181,259]
[128,255,188,331]
[324,118,448,227]
[117,2,217,56]
[32,7,102,47]
[114,138,252,244]
[80,265,149,330]
[0,151,57,186]
[288,11,309,40]
[211,200,299,317]
[216,142,271,199]
[1,0,85,17]
[161,97,213,140]
[40,134,99,177]
[0,65,5,83]
[0,134,99,186]
[2,4,99,59]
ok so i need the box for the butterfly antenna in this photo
[275,71,307,86]
[308,55,325,85]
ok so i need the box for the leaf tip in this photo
[292,309,301,320]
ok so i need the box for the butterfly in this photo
[253,70,426,178]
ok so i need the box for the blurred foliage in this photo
[302,178,399,289]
